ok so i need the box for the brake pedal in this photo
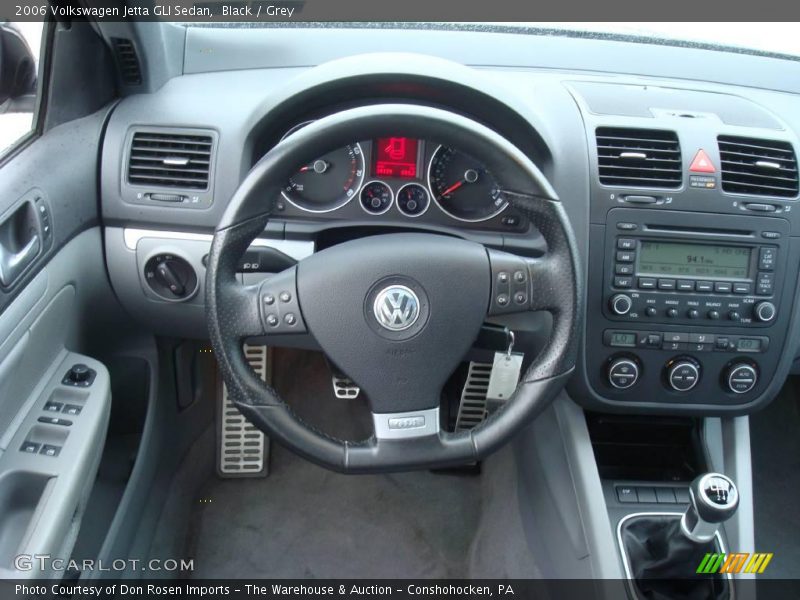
[217,344,270,478]
[455,362,493,431]
[332,375,361,399]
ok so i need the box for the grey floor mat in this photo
[750,376,800,579]
[186,349,482,579]
[187,446,481,578]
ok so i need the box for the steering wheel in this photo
[206,104,581,473]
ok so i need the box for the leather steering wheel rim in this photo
[206,103,582,473]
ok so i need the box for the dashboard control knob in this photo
[707,310,720,320]
[608,357,640,390]
[687,309,700,319]
[726,363,758,394]
[645,306,657,317]
[144,254,197,301]
[68,364,91,383]
[667,358,701,392]
[754,301,776,323]
[666,308,678,318]
[610,294,632,315]
[728,311,741,321]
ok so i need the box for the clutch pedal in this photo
[455,361,493,431]
[217,344,270,478]
[332,375,361,399]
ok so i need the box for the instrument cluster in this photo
[278,123,512,225]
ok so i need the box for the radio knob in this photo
[728,310,741,321]
[754,301,776,323]
[608,357,640,390]
[726,363,758,394]
[610,294,633,315]
[667,358,701,392]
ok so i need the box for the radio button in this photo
[733,282,752,295]
[758,247,777,271]
[696,281,714,293]
[714,282,733,293]
[616,264,634,275]
[639,277,657,289]
[707,310,721,320]
[658,279,676,290]
[756,272,775,295]
[610,294,633,315]
[677,280,695,291]
[754,301,776,323]
[614,276,633,289]
[617,238,636,250]
[761,231,780,239]
[617,222,638,231]
[617,251,635,263]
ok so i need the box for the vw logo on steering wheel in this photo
[373,285,420,331]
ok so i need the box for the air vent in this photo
[718,135,798,198]
[596,127,682,188]
[111,38,142,86]
[127,131,213,190]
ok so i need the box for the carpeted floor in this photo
[750,376,800,579]
[185,349,483,579]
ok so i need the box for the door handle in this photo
[0,234,40,286]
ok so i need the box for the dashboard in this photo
[99,26,800,418]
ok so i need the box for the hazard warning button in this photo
[690,149,716,173]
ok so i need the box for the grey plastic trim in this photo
[122,228,314,261]
[372,407,439,440]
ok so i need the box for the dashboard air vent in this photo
[718,135,798,198]
[127,131,213,190]
[111,38,142,86]
[596,127,682,188]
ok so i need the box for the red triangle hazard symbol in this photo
[690,149,716,173]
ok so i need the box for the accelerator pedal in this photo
[217,344,270,478]
[455,362,493,431]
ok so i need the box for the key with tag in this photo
[486,330,524,402]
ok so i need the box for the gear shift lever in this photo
[681,472,739,543]
[620,473,739,600]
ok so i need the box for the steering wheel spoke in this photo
[255,266,307,336]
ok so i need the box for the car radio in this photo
[602,216,788,328]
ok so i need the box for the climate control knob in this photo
[608,357,640,390]
[754,301,776,323]
[726,363,758,394]
[667,358,701,392]
[610,294,633,315]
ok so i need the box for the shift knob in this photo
[681,473,739,543]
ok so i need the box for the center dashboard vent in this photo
[127,131,213,190]
[718,135,798,198]
[596,127,682,188]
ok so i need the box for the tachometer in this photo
[280,122,365,213]
[428,146,507,222]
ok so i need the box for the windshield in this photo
[194,22,800,60]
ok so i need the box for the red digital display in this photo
[373,137,418,179]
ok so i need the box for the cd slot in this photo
[642,224,755,238]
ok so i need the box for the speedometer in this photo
[428,146,507,222]
[280,122,365,213]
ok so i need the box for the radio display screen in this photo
[638,242,751,279]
